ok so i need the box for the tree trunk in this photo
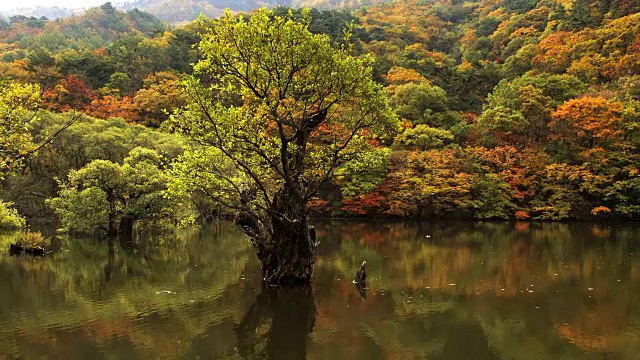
[238,185,316,286]
[118,215,135,239]
[266,186,315,285]
[107,191,118,236]
[260,216,315,285]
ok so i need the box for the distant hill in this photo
[121,0,390,23]
[0,7,77,20]
[3,0,389,23]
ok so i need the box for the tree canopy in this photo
[170,9,396,284]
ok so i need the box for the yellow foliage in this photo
[17,232,51,248]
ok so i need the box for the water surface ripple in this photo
[1,221,639,359]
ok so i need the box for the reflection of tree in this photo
[103,238,115,283]
[436,322,500,360]
[236,286,316,360]
[2,222,640,359]
[0,224,254,359]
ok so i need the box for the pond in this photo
[1,221,639,359]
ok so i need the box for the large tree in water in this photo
[171,9,396,285]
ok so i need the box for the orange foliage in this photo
[550,97,625,149]
[590,206,612,215]
[308,197,331,215]
[0,60,31,82]
[384,66,426,86]
[532,32,583,73]
[88,95,139,121]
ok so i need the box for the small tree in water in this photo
[48,147,187,235]
[170,9,397,285]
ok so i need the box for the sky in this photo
[0,0,118,11]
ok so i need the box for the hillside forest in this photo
[1,0,639,233]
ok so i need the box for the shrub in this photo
[17,231,50,248]
[0,201,26,230]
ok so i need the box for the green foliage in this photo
[47,186,109,233]
[171,9,397,217]
[390,82,462,129]
[2,111,183,220]
[335,147,392,198]
[0,201,26,229]
[271,7,368,46]
[0,81,40,177]
[48,147,191,233]
[488,74,587,110]
[104,72,132,95]
[469,174,515,220]
[394,125,454,150]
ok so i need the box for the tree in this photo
[133,72,186,126]
[0,200,26,229]
[47,147,187,235]
[104,72,132,95]
[170,9,396,285]
[42,75,96,112]
[565,0,595,30]
[390,82,462,129]
[0,82,40,176]
[549,97,625,155]
[393,124,454,150]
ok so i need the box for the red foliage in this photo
[42,75,96,112]
[340,192,384,216]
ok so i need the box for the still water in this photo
[1,221,640,359]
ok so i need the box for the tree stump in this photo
[354,260,367,286]
[9,243,45,257]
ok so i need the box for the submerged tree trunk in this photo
[238,186,317,286]
[119,215,134,239]
[107,191,118,236]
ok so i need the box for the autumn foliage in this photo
[1,0,639,220]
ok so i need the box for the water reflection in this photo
[0,221,639,359]
[236,286,316,359]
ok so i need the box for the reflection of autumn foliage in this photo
[311,221,640,358]
[554,294,632,352]
[555,323,609,351]
[3,222,640,358]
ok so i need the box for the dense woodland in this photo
[1,0,639,233]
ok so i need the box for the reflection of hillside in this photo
[0,225,256,359]
[312,221,640,359]
[1,222,640,359]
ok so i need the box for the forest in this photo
[1,0,639,235]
